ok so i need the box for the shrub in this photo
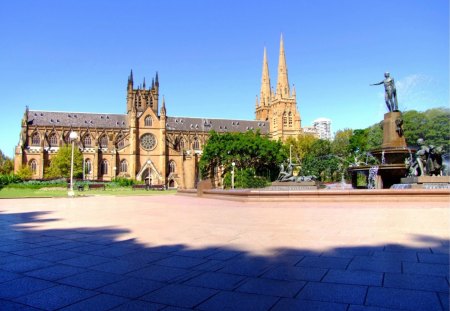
[223,168,269,189]
[0,174,22,186]
[111,177,135,187]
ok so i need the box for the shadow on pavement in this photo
[0,210,448,311]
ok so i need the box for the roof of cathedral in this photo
[27,110,269,134]
[166,116,269,134]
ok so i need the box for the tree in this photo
[0,150,14,174]
[332,129,352,157]
[199,130,286,186]
[45,145,83,178]
[16,165,32,180]
[285,134,318,165]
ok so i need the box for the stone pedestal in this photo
[382,111,407,149]
[396,176,450,189]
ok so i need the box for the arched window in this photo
[84,135,92,148]
[283,112,287,126]
[30,160,37,174]
[288,112,293,127]
[49,133,58,147]
[179,138,185,150]
[101,159,108,175]
[85,159,92,174]
[31,132,40,146]
[120,160,128,173]
[144,116,152,126]
[193,137,200,150]
[99,135,108,148]
[169,161,176,173]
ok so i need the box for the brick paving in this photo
[0,195,448,310]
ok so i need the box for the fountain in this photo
[349,73,412,189]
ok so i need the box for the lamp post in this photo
[68,131,78,197]
[231,162,235,189]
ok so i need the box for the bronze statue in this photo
[371,72,399,112]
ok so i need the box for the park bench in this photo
[88,183,106,190]
[132,184,148,190]
[150,184,165,191]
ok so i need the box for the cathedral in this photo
[14,36,303,189]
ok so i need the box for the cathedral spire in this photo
[276,34,290,99]
[143,77,146,89]
[260,47,271,106]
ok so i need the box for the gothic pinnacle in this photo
[276,33,290,99]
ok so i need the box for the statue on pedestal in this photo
[371,72,399,112]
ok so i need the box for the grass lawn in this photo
[0,187,177,198]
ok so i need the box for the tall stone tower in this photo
[255,35,302,140]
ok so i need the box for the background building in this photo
[313,117,332,140]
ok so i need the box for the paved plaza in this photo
[0,194,448,310]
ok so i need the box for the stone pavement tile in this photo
[271,298,348,311]
[58,254,113,268]
[366,287,442,311]
[1,257,52,273]
[63,243,108,254]
[0,269,22,283]
[190,259,227,272]
[0,242,40,252]
[12,284,97,310]
[0,254,28,265]
[36,238,68,247]
[50,241,95,251]
[110,300,164,311]
[372,250,418,262]
[14,285,97,310]
[296,256,351,269]
[262,265,327,282]
[403,261,449,277]
[173,248,220,258]
[438,293,449,311]
[59,293,129,311]
[57,270,125,290]
[431,245,450,255]
[88,246,138,258]
[118,250,170,264]
[0,299,41,311]
[11,246,54,257]
[153,255,208,269]
[0,277,55,299]
[384,244,431,253]
[197,291,278,311]
[141,283,217,308]
[98,277,165,299]
[162,307,191,311]
[384,272,449,293]
[33,249,80,262]
[297,282,367,305]
[217,258,274,277]
[236,277,305,297]
[321,248,374,258]
[322,269,383,286]
[206,249,243,261]
[348,256,401,273]
[347,305,401,311]
[184,271,246,290]
[145,245,184,254]
[418,252,449,264]
[90,258,148,274]
[24,264,87,281]
[126,264,191,282]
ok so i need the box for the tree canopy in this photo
[199,130,286,185]
[45,145,83,178]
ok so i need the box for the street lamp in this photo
[68,131,78,197]
[231,162,236,189]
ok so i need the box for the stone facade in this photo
[15,36,302,189]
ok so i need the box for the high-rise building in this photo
[313,118,332,140]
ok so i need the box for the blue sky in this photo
[1,0,448,158]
